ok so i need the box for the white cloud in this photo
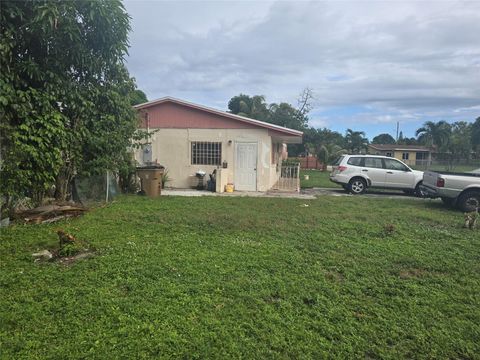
[124,0,480,128]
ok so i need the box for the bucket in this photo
[225,183,234,193]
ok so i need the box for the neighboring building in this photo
[134,97,303,191]
[367,144,433,166]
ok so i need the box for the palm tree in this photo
[237,95,269,121]
[415,121,451,150]
[317,143,347,164]
[345,129,368,154]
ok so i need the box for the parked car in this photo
[421,170,480,211]
[330,155,424,195]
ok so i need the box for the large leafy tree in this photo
[415,121,451,150]
[372,133,395,144]
[1,0,141,206]
[268,102,308,131]
[345,129,368,154]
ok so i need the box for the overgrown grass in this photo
[1,195,479,359]
[301,169,340,188]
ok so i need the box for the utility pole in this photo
[396,122,399,142]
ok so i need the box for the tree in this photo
[345,129,368,154]
[448,121,472,165]
[415,121,451,150]
[317,143,347,164]
[0,0,140,207]
[228,93,309,131]
[295,87,314,125]
[372,133,395,144]
[227,94,270,121]
[130,89,148,106]
[227,93,311,156]
[471,117,480,155]
[269,102,308,131]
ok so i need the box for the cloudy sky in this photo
[124,0,480,139]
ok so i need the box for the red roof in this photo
[134,97,303,137]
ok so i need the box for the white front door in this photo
[235,142,257,191]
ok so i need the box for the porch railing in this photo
[273,163,300,192]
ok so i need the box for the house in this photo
[134,97,303,192]
[367,144,432,166]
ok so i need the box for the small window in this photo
[191,142,222,165]
[386,152,392,157]
[384,158,408,171]
[364,157,383,169]
[402,152,409,160]
[347,157,363,166]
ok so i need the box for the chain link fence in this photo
[74,171,119,205]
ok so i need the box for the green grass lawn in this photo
[300,169,340,188]
[1,195,479,359]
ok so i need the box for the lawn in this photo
[1,195,479,359]
[300,169,340,188]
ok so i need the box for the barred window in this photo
[191,142,222,165]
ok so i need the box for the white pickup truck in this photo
[422,169,480,211]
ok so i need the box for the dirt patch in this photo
[264,292,282,304]
[399,268,428,279]
[325,270,345,282]
[57,251,95,266]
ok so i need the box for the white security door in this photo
[235,142,257,191]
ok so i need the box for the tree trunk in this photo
[55,162,74,201]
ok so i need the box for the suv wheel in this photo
[349,178,367,195]
[457,190,480,212]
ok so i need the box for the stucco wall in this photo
[135,128,278,191]
[393,151,416,165]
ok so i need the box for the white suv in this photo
[330,155,424,195]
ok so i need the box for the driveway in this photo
[302,187,437,200]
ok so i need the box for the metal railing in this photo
[272,163,300,192]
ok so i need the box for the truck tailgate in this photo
[423,171,440,188]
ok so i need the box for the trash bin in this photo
[136,165,165,197]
